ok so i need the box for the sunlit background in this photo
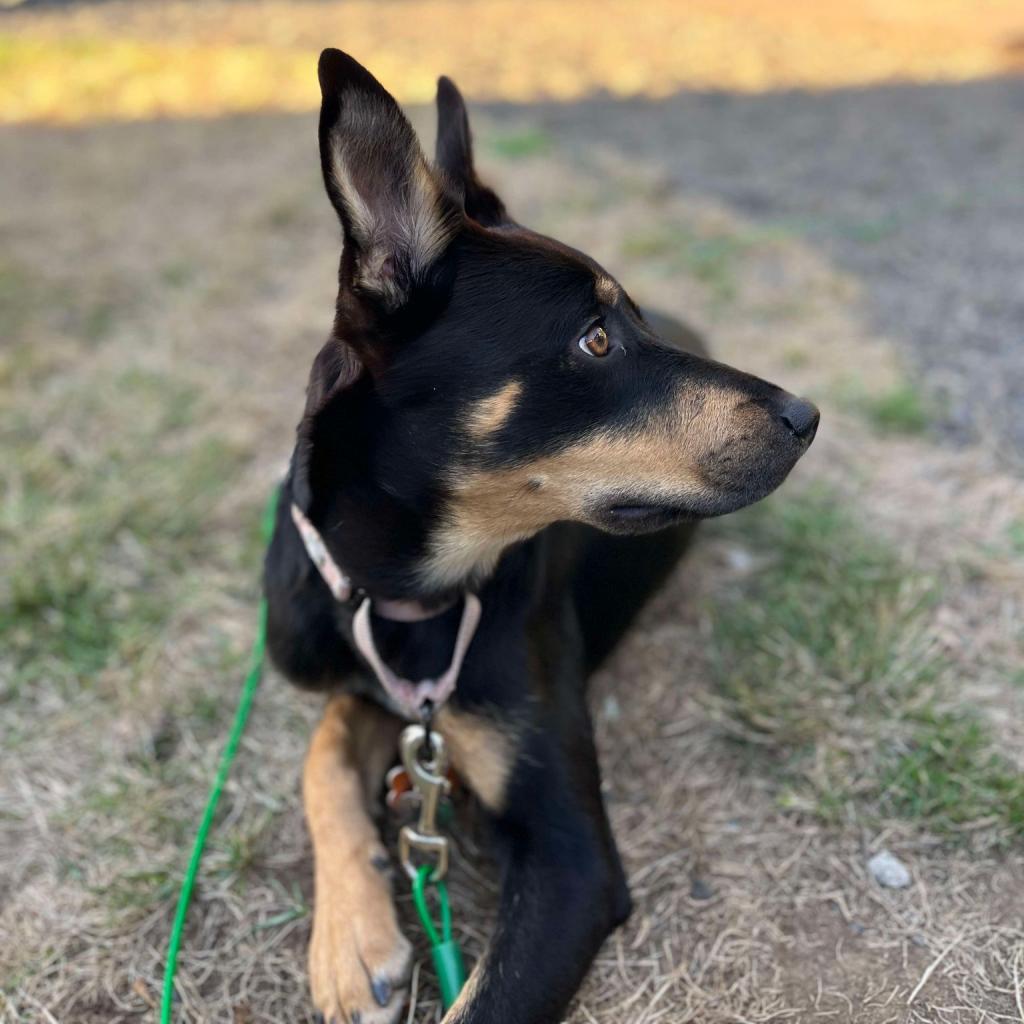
[4,3,1024,1023]
[3,0,1024,122]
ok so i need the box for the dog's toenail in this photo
[312,1015,324,1024]
[370,852,390,873]
[350,1013,362,1024]
[371,978,392,1006]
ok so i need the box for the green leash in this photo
[160,486,467,1019]
[159,487,278,1023]
[412,865,467,1009]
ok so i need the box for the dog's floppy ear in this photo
[290,337,363,510]
[318,49,459,309]
[435,75,509,227]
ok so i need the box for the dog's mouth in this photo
[593,501,695,534]
[590,487,762,534]
[589,442,812,535]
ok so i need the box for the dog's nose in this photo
[779,396,820,442]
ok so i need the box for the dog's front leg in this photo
[304,695,411,1024]
[440,710,629,1024]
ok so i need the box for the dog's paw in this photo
[309,844,413,1024]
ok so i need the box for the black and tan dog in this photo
[265,49,818,1024]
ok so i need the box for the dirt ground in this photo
[3,5,1024,1024]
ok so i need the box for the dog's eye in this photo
[578,325,610,358]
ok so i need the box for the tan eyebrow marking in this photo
[595,275,620,304]
[466,379,523,439]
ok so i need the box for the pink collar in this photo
[289,502,481,718]
[290,503,353,601]
[352,593,481,718]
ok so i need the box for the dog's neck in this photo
[304,481,455,604]
[302,455,504,605]
[300,374,526,601]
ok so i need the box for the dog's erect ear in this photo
[435,75,509,228]
[318,49,459,308]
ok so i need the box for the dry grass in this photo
[2,0,1024,123]
[3,88,1024,1024]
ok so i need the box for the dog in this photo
[264,49,819,1024]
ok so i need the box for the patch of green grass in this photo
[839,217,899,244]
[5,567,153,684]
[0,259,39,343]
[69,765,192,847]
[81,300,117,344]
[710,489,1024,837]
[262,195,309,229]
[781,345,810,369]
[620,230,675,261]
[254,902,309,931]
[114,368,200,433]
[881,712,1024,834]
[766,212,902,244]
[3,438,243,691]
[49,764,192,921]
[0,259,133,366]
[1,364,246,695]
[95,868,176,912]
[160,259,197,289]
[836,378,934,435]
[861,383,931,434]
[213,811,276,879]
[621,224,757,302]
[188,689,228,726]
[711,491,939,744]
[706,488,1024,838]
[486,126,551,160]
[1007,518,1024,557]
[0,340,59,389]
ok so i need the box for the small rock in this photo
[868,850,911,889]
[724,546,755,572]
[689,877,715,901]
[602,695,621,722]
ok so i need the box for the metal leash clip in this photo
[398,723,451,881]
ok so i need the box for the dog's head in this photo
[300,50,818,589]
